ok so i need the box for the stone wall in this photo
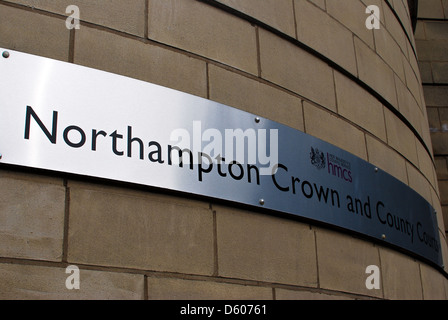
[0,0,446,299]
[416,0,448,248]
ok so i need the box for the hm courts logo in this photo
[310,146,353,183]
[310,147,326,170]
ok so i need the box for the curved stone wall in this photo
[0,0,446,299]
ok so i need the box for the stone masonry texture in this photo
[0,0,446,300]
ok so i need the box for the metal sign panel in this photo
[0,48,442,268]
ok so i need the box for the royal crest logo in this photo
[310,147,326,170]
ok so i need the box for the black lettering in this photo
[272,164,289,192]
[148,141,164,163]
[406,221,413,236]
[417,222,423,242]
[229,161,244,180]
[63,125,86,148]
[247,164,260,185]
[198,152,213,182]
[215,155,227,177]
[364,197,372,218]
[110,130,124,156]
[393,215,406,232]
[92,129,107,151]
[24,106,58,144]
[291,177,300,194]
[331,190,340,208]
[376,201,386,224]
[347,195,354,213]
[168,145,193,169]
[127,126,144,160]
[355,198,363,215]
[314,184,329,203]
[301,181,313,199]
[386,212,393,227]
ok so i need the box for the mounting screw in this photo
[255,117,260,123]
[381,234,386,240]
[374,167,378,173]
[2,51,10,58]
[259,199,265,206]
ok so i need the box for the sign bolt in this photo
[381,234,386,240]
[374,167,378,173]
[2,51,10,58]
[259,199,265,206]
[255,117,260,123]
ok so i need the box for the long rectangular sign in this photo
[0,48,442,268]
